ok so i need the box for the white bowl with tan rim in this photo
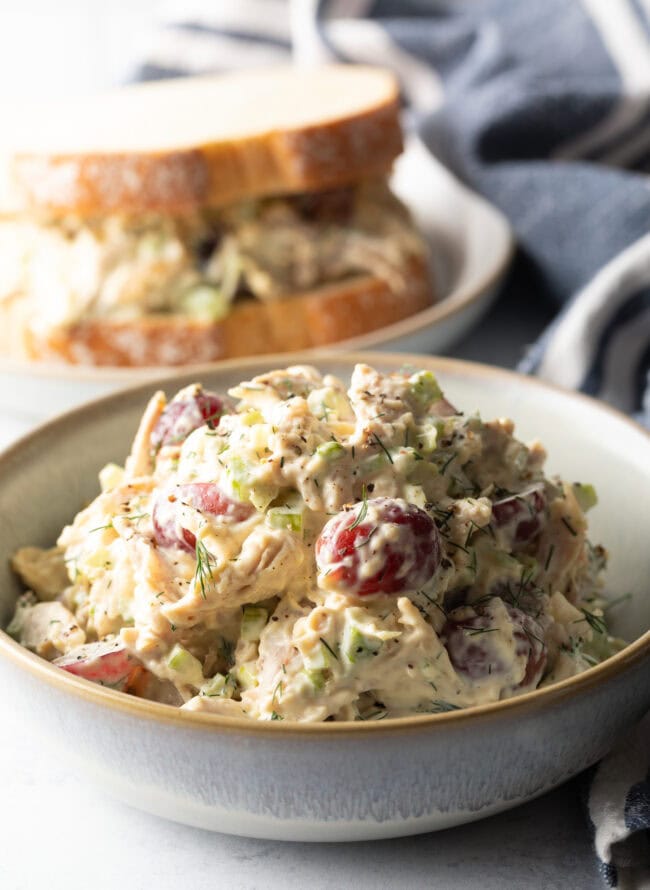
[0,139,513,423]
[0,351,648,842]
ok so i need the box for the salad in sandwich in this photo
[8,363,623,722]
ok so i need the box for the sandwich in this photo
[0,66,434,367]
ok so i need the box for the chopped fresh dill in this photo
[579,608,607,636]
[446,540,469,555]
[122,512,150,524]
[604,592,632,612]
[349,484,368,530]
[372,432,394,464]
[461,625,497,637]
[544,544,555,571]
[439,451,457,475]
[561,517,578,536]
[319,637,339,661]
[429,700,462,713]
[90,521,113,533]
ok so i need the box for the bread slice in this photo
[0,66,402,216]
[12,257,432,367]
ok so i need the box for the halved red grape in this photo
[442,605,546,691]
[53,640,142,690]
[151,388,230,451]
[315,497,441,596]
[491,485,546,544]
[152,482,254,552]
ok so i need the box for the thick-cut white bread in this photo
[8,257,432,367]
[0,66,402,215]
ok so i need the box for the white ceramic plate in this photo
[0,138,513,422]
[0,352,648,842]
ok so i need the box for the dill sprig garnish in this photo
[349,484,369,530]
[194,539,217,600]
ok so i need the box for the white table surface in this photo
[0,288,605,889]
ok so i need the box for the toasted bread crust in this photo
[3,75,402,215]
[13,258,432,367]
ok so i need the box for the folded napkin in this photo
[137,0,650,882]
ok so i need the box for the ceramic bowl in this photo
[0,352,648,842]
[0,139,513,422]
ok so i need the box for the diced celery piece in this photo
[167,644,204,687]
[315,441,345,461]
[180,284,230,322]
[573,483,598,512]
[266,491,305,533]
[241,605,268,641]
[409,370,443,406]
[200,673,227,697]
[361,452,388,476]
[249,484,279,512]
[228,455,250,495]
[241,409,264,427]
[99,462,124,492]
[307,388,351,421]
[267,510,302,533]
[200,672,236,699]
[228,455,277,508]
[303,668,326,690]
[407,460,439,487]
[235,663,258,690]
[343,625,382,665]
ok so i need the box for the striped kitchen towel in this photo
[136,1,650,884]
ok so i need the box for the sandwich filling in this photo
[0,180,427,335]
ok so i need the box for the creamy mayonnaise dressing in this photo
[9,363,619,721]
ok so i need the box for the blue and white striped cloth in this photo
[136,1,650,884]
